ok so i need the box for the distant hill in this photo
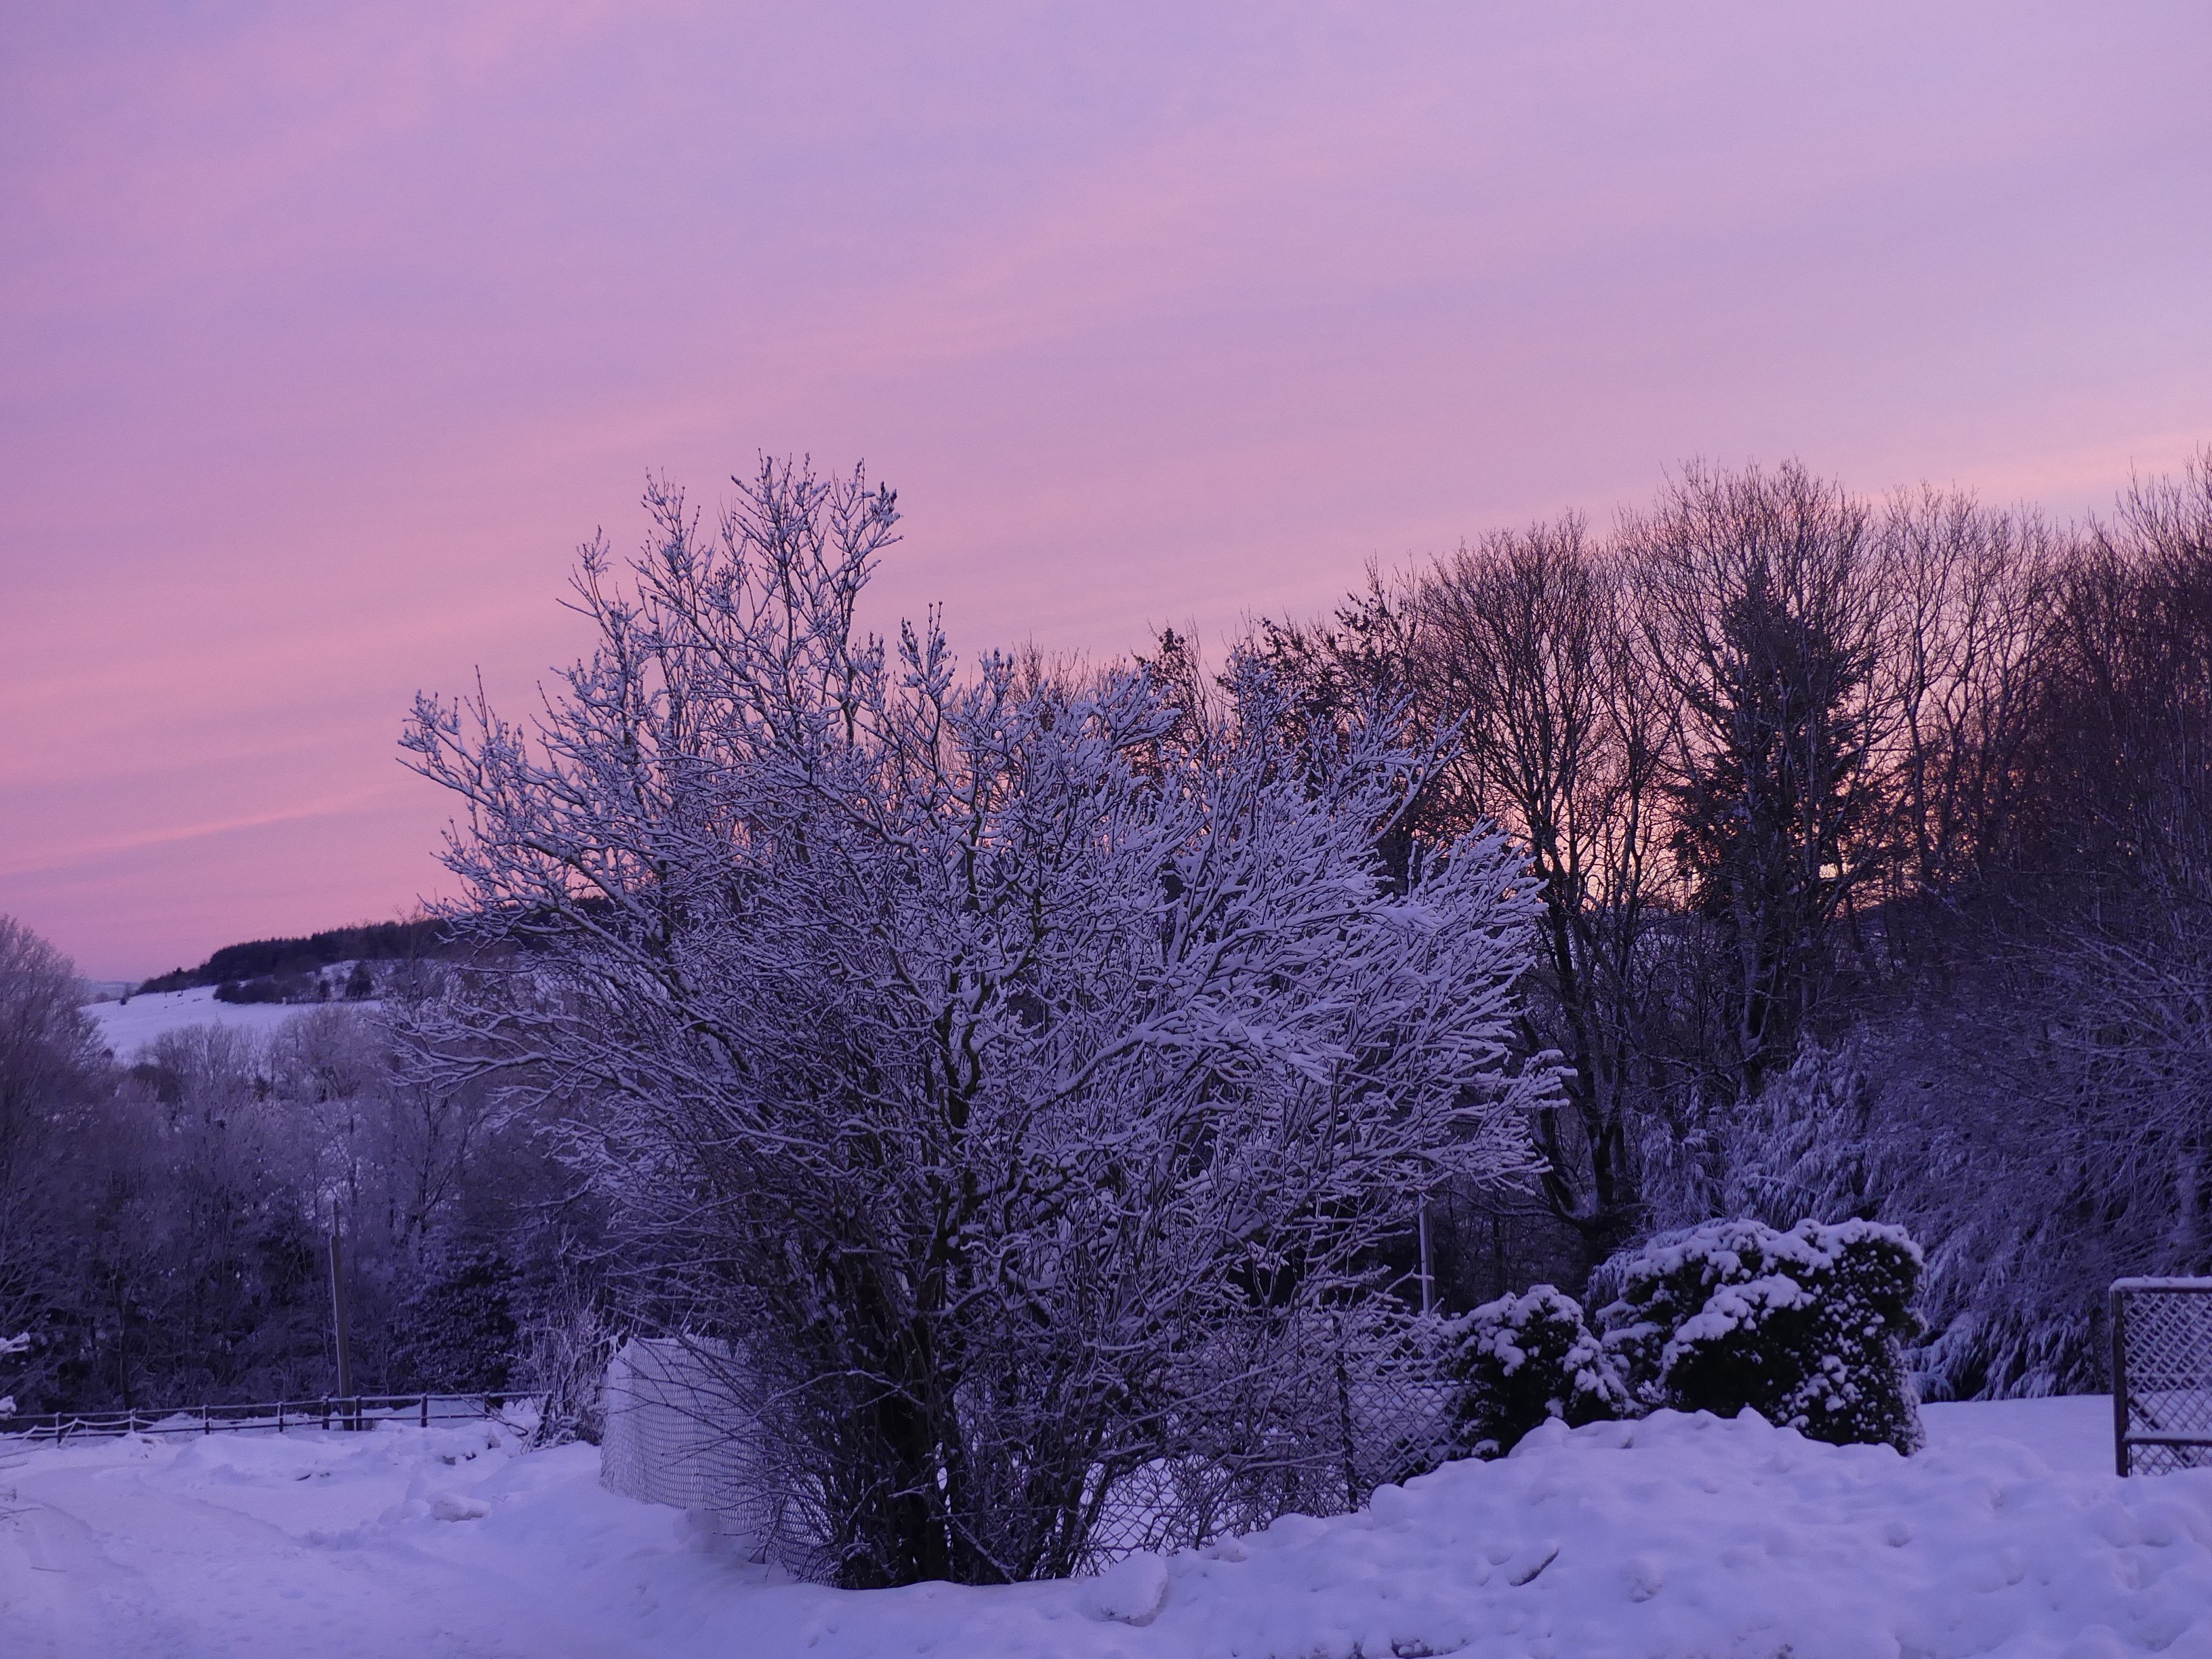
[137,919,455,995]
[87,983,359,1055]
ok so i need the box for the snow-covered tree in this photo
[0,916,111,1406]
[1635,1038,1885,1237]
[401,459,1554,1585]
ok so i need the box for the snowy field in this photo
[5,1396,2207,1658]
[83,987,377,1059]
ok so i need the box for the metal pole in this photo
[2112,1286,2130,1478]
[328,1206,354,1426]
[1417,1197,1434,1317]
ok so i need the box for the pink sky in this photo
[4,1,2209,980]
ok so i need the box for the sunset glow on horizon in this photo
[5,1,2209,979]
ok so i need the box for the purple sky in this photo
[5,2,2209,981]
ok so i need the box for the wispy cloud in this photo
[3,1,2208,977]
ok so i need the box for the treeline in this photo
[0,918,593,1417]
[1233,453,2212,1397]
[137,918,455,996]
[4,451,2208,1421]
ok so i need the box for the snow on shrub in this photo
[1597,1216,1924,1452]
[1448,1284,1629,1458]
[0,1328,28,1418]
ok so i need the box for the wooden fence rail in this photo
[0,1393,512,1444]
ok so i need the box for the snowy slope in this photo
[83,985,378,1059]
[3,1397,2204,1658]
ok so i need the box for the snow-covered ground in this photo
[3,1395,2203,1658]
[83,986,378,1059]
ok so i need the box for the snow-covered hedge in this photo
[1597,1217,1924,1452]
[1447,1285,1629,1458]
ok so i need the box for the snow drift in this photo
[5,1397,2210,1656]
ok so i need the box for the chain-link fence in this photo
[599,1309,1465,1573]
[2111,1277,2212,1476]
[1079,1306,1459,1564]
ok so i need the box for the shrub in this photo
[1597,1217,1923,1452]
[515,1297,613,1446]
[1448,1284,1629,1458]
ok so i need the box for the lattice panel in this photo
[2113,1279,2212,1477]
[2127,1441,2212,1476]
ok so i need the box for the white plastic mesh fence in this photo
[598,1338,778,1540]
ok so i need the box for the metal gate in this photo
[2111,1277,2212,1475]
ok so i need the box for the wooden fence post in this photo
[328,1208,355,1427]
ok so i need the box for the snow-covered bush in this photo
[401,461,1555,1585]
[1,1328,29,1418]
[516,1290,614,1447]
[1597,1217,1923,1452]
[1447,1285,1628,1458]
